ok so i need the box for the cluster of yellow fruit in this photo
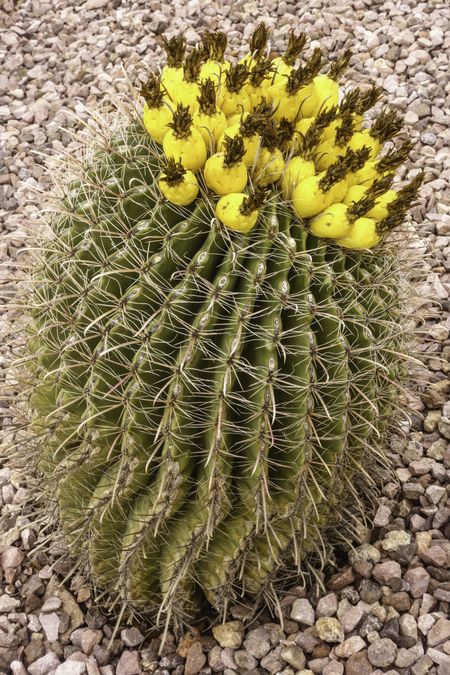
[141,26,421,249]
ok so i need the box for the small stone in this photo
[428,619,450,647]
[185,641,206,675]
[327,567,355,591]
[0,547,24,571]
[280,645,306,670]
[404,567,430,598]
[80,629,102,655]
[39,612,60,642]
[208,645,223,671]
[372,560,402,586]
[359,579,382,604]
[374,504,392,527]
[335,636,366,658]
[426,485,446,505]
[41,597,62,613]
[420,546,448,568]
[55,662,87,675]
[0,594,21,612]
[316,593,338,617]
[116,651,141,675]
[341,606,364,633]
[28,653,61,675]
[421,132,437,146]
[121,627,144,648]
[418,614,436,636]
[323,662,343,675]
[367,638,398,668]
[212,622,244,649]
[359,614,384,638]
[261,646,284,674]
[296,632,321,653]
[10,663,28,675]
[386,591,411,611]
[349,544,381,565]
[243,627,271,658]
[390,542,418,565]
[399,614,418,641]
[411,654,434,674]
[428,646,450,665]
[291,599,315,626]
[382,530,411,551]
[395,647,419,668]
[345,650,373,675]
[234,649,257,670]
[315,617,344,643]
[84,0,108,8]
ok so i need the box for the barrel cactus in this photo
[25,25,422,627]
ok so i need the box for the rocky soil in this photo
[1,0,449,674]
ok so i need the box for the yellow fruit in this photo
[143,103,173,144]
[347,130,379,159]
[254,147,284,185]
[291,174,331,219]
[366,189,397,221]
[159,170,199,206]
[343,184,368,205]
[295,117,315,136]
[199,59,230,84]
[193,110,227,150]
[174,81,201,111]
[315,140,346,171]
[329,178,348,204]
[321,118,341,141]
[226,111,250,127]
[163,127,207,172]
[280,156,315,198]
[311,74,339,115]
[245,83,265,110]
[337,217,381,249]
[268,83,303,121]
[215,193,259,233]
[351,161,379,186]
[271,56,292,83]
[161,65,184,88]
[310,203,352,239]
[203,153,248,195]
[218,124,260,168]
[220,88,251,117]
[296,83,318,118]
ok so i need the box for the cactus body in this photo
[25,26,420,626]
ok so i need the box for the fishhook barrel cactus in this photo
[24,24,422,627]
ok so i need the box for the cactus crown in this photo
[222,134,246,167]
[283,30,307,65]
[160,157,187,185]
[183,47,204,82]
[168,103,193,138]
[249,22,270,58]
[162,35,186,68]
[140,73,164,108]
[203,30,228,61]
[225,62,249,92]
[197,78,217,116]
[285,48,323,94]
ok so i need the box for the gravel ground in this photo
[1,1,450,674]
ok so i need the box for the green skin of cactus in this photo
[28,121,406,622]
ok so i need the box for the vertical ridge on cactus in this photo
[16,23,424,629]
